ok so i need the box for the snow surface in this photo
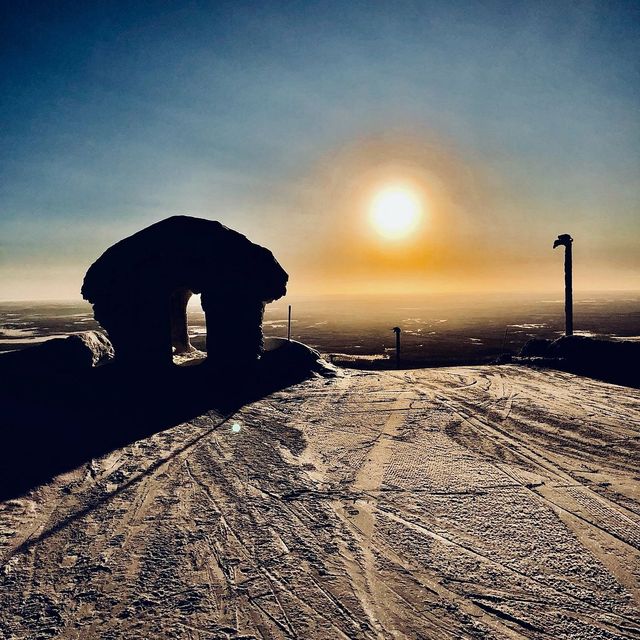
[0,365,638,638]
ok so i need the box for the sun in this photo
[369,185,423,239]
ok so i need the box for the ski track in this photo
[1,365,639,639]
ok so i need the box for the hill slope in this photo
[1,365,639,639]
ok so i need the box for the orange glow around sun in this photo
[369,184,424,239]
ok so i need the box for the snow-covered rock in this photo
[262,337,339,380]
[0,331,113,375]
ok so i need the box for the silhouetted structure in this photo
[82,216,288,370]
[0,217,343,499]
[392,326,401,368]
[553,233,573,336]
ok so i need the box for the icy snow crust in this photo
[1,365,639,638]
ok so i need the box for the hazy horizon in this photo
[2,291,638,367]
[2,287,640,304]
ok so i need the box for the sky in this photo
[1,0,639,300]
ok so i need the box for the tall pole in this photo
[287,304,292,342]
[553,234,573,336]
[392,327,401,368]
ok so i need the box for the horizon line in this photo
[2,288,640,304]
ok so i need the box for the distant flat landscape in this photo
[1,365,638,638]
[1,292,639,364]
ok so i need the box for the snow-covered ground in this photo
[1,365,638,638]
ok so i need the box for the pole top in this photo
[553,234,573,249]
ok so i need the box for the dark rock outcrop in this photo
[262,338,339,383]
[0,331,113,376]
[517,335,639,387]
[520,338,553,358]
[82,216,288,370]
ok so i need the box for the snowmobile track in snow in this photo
[1,364,639,639]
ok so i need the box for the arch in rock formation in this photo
[82,216,288,370]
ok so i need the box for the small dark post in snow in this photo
[392,326,401,368]
[287,305,292,342]
[502,326,509,353]
[553,234,574,336]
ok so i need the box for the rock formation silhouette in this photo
[82,216,288,370]
[0,217,343,499]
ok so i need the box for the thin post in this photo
[553,234,573,336]
[287,304,292,341]
[564,242,573,336]
[392,326,401,368]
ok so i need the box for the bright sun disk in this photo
[370,185,422,239]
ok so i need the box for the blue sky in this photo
[1,1,638,298]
